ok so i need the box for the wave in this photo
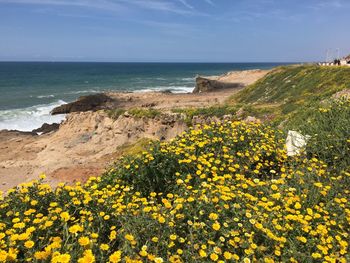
[64,89,101,95]
[37,94,55,99]
[0,100,67,132]
[181,77,195,81]
[133,86,194,94]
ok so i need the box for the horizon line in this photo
[0,60,303,64]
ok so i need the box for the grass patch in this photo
[107,108,161,120]
[128,108,161,119]
[115,138,154,157]
[226,65,350,124]
[285,98,350,172]
[107,108,126,119]
[231,65,350,104]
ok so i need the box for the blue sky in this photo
[0,0,349,62]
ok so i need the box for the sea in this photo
[0,62,287,131]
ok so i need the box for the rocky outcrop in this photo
[32,123,60,135]
[193,70,270,94]
[51,93,114,115]
[193,76,244,93]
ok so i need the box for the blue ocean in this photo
[0,62,286,131]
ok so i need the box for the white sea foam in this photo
[65,89,101,95]
[37,94,55,98]
[134,86,194,93]
[0,100,67,132]
[181,77,195,81]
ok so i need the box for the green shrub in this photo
[286,98,350,172]
[128,108,161,119]
[172,105,238,125]
[107,108,126,119]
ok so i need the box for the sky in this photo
[0,0,349,62]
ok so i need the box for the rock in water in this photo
[51,94,113,115]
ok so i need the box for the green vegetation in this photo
[228,65,350,121]
[285,98,350,172]
[0,65,349,262]
[1,120,349,262]
[128,108,161,119]
[107,108,162,120]
[172,105,238,125]
[115,138,154,157]
[232,65,350,104]
[107,109,126,119]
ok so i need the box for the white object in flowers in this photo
[286,130,310,156]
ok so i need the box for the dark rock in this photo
[32,123,60,134]
[51,93,113,115]
[160,89,173,94]
[141,102,157,108]
[193,76,244,93]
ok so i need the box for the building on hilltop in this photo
[318,53,350,66]
[340,54,350,66]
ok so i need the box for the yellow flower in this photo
[77,250,95,263]
[151,237,159,242]
[52,253,71,263]
[24,240,34,249]
[78,237,90,246]
[109,251,122,263]
[294,202,301,210]
[60,212,70,222]
[199,250,207,258]
[311,253,322,259]
[154,257,164,263]
[210,253,219,261]
[69,224,83,234]
[124,234,134,241]
[223,252,232,260]
[212,222,221,231]
[109,230,117,241]
[296,236,307,243]
[271,184,278,191]
[209,213,218,220]
[100,244,109,251]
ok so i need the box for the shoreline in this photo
[0,69,270,133]
[0,68,270,192]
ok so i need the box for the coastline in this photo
[0,68,270,192]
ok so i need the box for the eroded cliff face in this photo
[0,111,188,191]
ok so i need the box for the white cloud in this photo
[177,0,193,9]
[0,0,194,14]
[204,0,215,6]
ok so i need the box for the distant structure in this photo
[318,52,350,66]
[340,54,350,66]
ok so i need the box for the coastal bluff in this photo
[0,68,271,192]
[193,69,270,93]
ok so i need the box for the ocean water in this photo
[0,62,286,131]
